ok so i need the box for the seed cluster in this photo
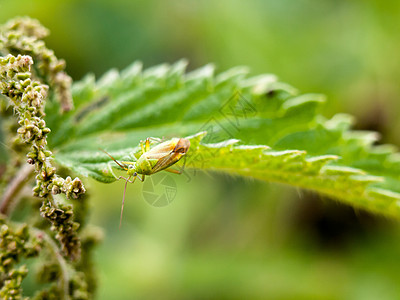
[0,17,99,299]
[0,218,42,298]
[0,17,73,112]
[0,54,86,201]
[40,201,81,260]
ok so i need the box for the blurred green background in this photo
[2,0,400,299]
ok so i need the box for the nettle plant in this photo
[1,17,400,299]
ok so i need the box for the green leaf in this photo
[46,61,400,218]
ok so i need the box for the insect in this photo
[101,137,190,227]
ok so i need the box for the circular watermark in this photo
[142,174,177,207]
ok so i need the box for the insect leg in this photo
[118,176,135,183]
[164,168,182,174]
[139,138,151,153]
[139,137,161,153]
[144,138,151,151]
[106,161,136,183]
[119,174,138,228]
[107,161,120,180]
[181,155,187,172]
[148,137,163,143]
[140,140,146,153]
[166,155,187,175]
[136,174,145,182]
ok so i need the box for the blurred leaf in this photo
[46,61,400,218]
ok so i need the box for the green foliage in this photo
[1,14,400,299]
[45,60,400,218]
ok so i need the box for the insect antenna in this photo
[99,148,128,170]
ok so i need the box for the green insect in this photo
[102,137,190,227]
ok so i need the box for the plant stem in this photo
[0,164,34,215]
[32,228,70,299]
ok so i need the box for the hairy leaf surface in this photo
[46,61,400,217]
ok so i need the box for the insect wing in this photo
[151,152,181,173]
[145,138,179,155]
[142,138,188,174]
